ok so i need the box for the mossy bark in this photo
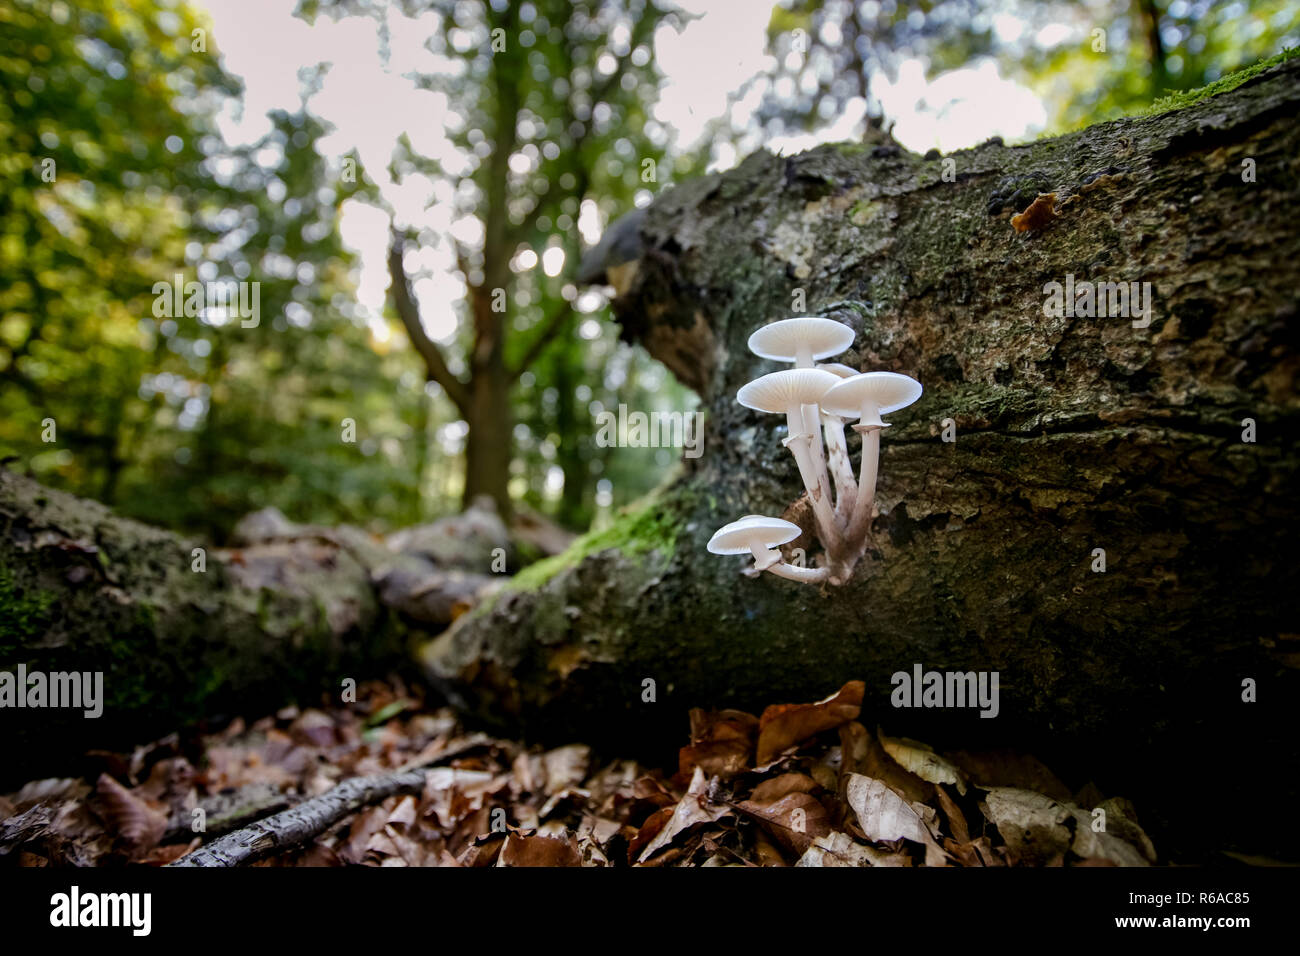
[0,469,412,785]
[424,60,1300,858]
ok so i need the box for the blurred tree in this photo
[1012,0,1300,130]
[758,0,987,139]
[0,0,234,504]
[0,0,428,537]
[303,0,687,520]
[752,0,1299,143]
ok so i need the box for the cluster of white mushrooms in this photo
[708,316,922,586]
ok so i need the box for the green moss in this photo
[505,495,683,594]
[1142,48,1298,116]
[849,198,882,226]
[0,562,57,651]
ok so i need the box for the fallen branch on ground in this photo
[169,768,429,867]
[169,733,494,867]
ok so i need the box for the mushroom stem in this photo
[802,401,837,526]
[763,560,830,583]
[748,543,781,571]
[846,424,881,545]
[783,408,840,549]
[794,343,814,367]
[823,415,856,523]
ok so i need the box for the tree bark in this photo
[421,59,1300,858]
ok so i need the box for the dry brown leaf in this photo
[457,834,504,867]
[943,837,984,867]
[749,773,819,804]
[980,787,1151,867]
[1069,800,1152,867]
[288,709,338,749]
[541,744,590,794]
[736,791,830,855]
[797,831,911,867]
[678,708,758,779]
[0,805,52,857]
[935,784,971,845]
[757,681,864,765]
[338,804,393,864]
[978,787,1073,865]
[879,732,967,794]
[637,767,731,863]
[94,774,167,854]
[752,829,789,866]
[386,795,418,829]
[844,773,932,844]
[539,786,591,820]
[839,722,932,805]
[627,805,674,863]
[139,841,200,866]
[948,750,1072,803]
[970,836,1006,866]
[498,830,583,867]
[1091,797,1157,863]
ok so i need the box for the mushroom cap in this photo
[820,371,923,420]
[707,515,801,555]
[736,368,840,414]
[748,317,855,363]
[817,362,858,378]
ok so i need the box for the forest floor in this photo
[1,678,1168,867]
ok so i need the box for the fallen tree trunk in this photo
[423,59,1300,858]
[0,470,512,784]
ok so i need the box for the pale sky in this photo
[199,0,1047,345]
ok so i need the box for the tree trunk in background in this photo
[1136,0,1169,97]
[552,357,589,529]
[463,288,513,517]
[422,59,1300,859]
[462,366,512,515]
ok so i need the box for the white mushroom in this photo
[816,362,858,377]
[820,371,923,543]
[707,515,800,571]
[819,371,923,431]
[711,314,923,587]
[748,317,855,368]
[736,368,841,546]
[816,362,859,522]
[707,515,830,583]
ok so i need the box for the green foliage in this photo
[754,0,1300,139]
[1010,1,1300,132]
[0,0,438,537]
